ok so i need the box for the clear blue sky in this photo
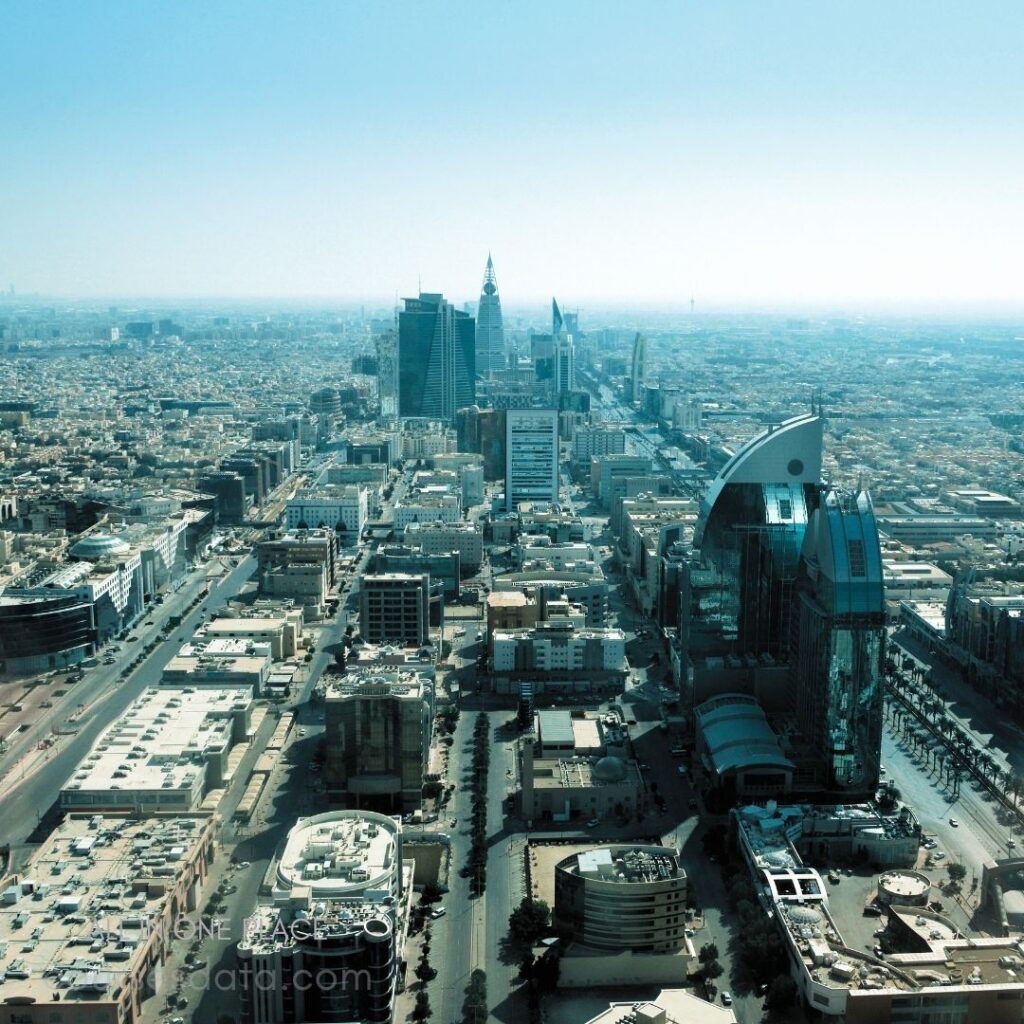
[3,1,1022,306]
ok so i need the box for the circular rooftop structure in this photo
[788,904,823,926]
[878,869,931,906]
[276,811,402,899]
[593,755,627,783]
[69,534,131,561]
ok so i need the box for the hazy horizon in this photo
[4,1,1023,307]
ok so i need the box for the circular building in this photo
[554,845,688,953]
[877,869,931,906]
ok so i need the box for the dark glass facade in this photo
[0,590,95,672]
[398,293,475,422]
[793,490,886,794]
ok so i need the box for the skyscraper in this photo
[792,490,885,795]
[552,297,564,337]
[554,333,575,394]
[375,329,399,418]
[629,332,646,405]
[398,292,475,422]
[506,408,559,511]
[683,413,823,706]
[476,254,505,377]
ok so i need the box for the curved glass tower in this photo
[685,414,824,695]
[476,254,505,378]
[793,490,885,794]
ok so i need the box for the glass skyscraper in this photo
[398,292,475,422]
[792,489,886,794]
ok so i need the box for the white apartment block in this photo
[506,408,559,511]
[393,493,461,529]
[403,520,484,569]
[285,485,368,535]
[572,425,626,468]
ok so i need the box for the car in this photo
[127,636,138,643]
[429,908,446,918]
[924,839,937,849]
[934,851,946,860]
[720,992,732,1006]
[949,818,959,827]
[171,1017,185,1024]
[687,798,697,809]
[879,765,887,775]
[586,818,600,828]
[298,729,306,737]
[238,861,251,869]
[450,818,457,827]
[676,765,687,776]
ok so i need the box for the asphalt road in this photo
[0,553,258,859]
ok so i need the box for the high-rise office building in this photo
[629,332,646,405]
[506,408,559,511]
[793,489,886,795]
[554,334,575,395]
[360,573,431,647]
[324,670,435,811]
[398,292,475,422]
[476,254,505,378]
[683,413,823,705]
[375,330,399,418]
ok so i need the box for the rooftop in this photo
[275,812,402,898]
[0,814,212,1005]
[62,687,250,801]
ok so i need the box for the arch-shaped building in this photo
[684,413,823,707]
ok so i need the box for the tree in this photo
[765,974,798,1011]
[509,898,551,945]
[411,990,432,1021]
[333,648,346,670]
[698,942,720,964]
[463,969,487,1024]
[518,951,536,981]
[947,862,968,884]
[701,959,724,982]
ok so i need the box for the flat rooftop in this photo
[62,687,250,800]
[0,815,212,1005]
[276,813,401,897]
[568,846,683,886]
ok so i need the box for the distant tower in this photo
[476,254,505,378]
[552,298,564,337]
[375,330,399,418]
[629,332,646,405]
[398,292,476,423]
[554,334,575,394]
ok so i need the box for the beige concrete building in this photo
[236,811,412,1024]
[323,670,434,812]
[60,686,252,813]
[0,814,214,1024]
[553,845,692,987]
[202,612,303,659]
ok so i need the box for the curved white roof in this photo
[696,414,822,546]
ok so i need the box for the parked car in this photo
[430,908,446,918]
[721,992,732,1006]
[586,818,600,828]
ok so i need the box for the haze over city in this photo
[3,6,1024,1024]
[4,1,1024,306]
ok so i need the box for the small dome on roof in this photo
[593,755,627,783]
[69,534,131,560]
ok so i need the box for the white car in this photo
[934,851,946,860]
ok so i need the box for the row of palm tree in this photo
[885,665,1024,809]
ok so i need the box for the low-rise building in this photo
[554,845,692,987]
[393,492,461,528]
[492,621,626,693]
[201,612,303,660]
[60,686,252,814]
[401,520,483,570]
[0,814,215,1024]
[285,484,368,537]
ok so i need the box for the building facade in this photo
[506,408,559,511]
[475,254,505,377]
[398,292,475,422]
[359,574,431,647]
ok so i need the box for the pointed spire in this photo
[482,253,498,296]
[552,297,563,336]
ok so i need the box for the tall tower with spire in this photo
[476,254,505,378]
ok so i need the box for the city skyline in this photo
[3,2,1023,306]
